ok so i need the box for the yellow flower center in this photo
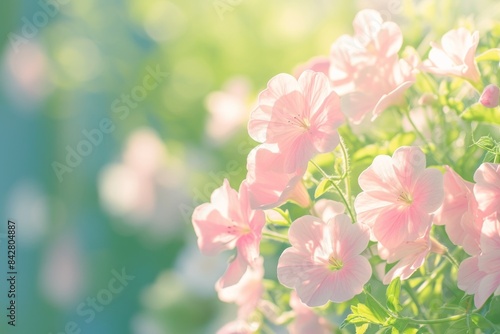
[328,255,343,271]
[398,191,413,205]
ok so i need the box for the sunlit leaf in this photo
[461,103,500,125]
[314,178,332,199]
[476,48,500,62]
[386,277,403,313]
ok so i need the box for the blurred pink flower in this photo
[474,163,500,217]
[123,128,167,177]
[217,320,258,334]
[288,291,333,334]
[248,70,343,173]
[330,9,403,87]
[354,146,444,248]
[192,179,265,288]
[293,56,330,78]
[479,84,500,108]
[245,144,310,210]
[458,213,500,308]
[205,77,252,143]
[434,166,482,255]
[421,28,480,84]
[277,214,371,306]
[216,257,264,319]
[378,228,431,284]
[329,10,415,123]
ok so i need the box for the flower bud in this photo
[479,84,500,108]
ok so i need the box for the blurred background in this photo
[0,0,499,333]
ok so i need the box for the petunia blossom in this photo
[192,179,265,288]
[329,9,416,123]
[248,70,344,173]
[458,213,500,308]
[277,214,371,307]
[354,146,444,248]
[245,144,310,210]
[378,227,447,284]
[434,166,482,255]
[288,291,333,334]
[329,9,403,83]
[216,257,264,319]
[474,163,500,217]
[421,28,480,84]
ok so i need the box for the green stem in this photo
[443,252,459,268]
[262,230,289,243]
[309,160,356,222]
[339,136,352,207]
[401,109,444,165]
[403,283,426,316]
[330,181,356,222]
[309,160,331,180]
[403,313,467,325]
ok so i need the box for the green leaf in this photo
[461,103,500,125]
[486,296,500,324]
[269,208,292,225]
[314,178,332,199]
[365,293,390,323]
[473,135,496,152]
[386,277,403,313]
[388,133,416,152]
[343,304,384,328]
[356,323,369,334]
[471,313,495,329]
[484,151,500,163]
[476,48,500,62]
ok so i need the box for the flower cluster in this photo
[192,8,500,333]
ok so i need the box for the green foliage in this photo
[476,48,500,62]
[461,103,500,125]
[386,278,403,314]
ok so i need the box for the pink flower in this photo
[248,70,343,173]
[330,9,403,78]
[339,57,415,123]
[421,28,480,84]
[434,166,482,255]
[246,144,310,209]
[288,291,333,334]
[378,228,431,284]
[205,77,252,143]
[474,163,500,217]
[313,199,345,222]
[458,213,500,308]
[354,146,444,248]
[192,179,265,287]
[479,84,500,108]
[329,10,415,123]
[293,56,330,78]
[216,257,264,319]
[277,214,371,306]
[217,320,258,334]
